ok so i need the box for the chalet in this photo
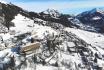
[21,42,40,54]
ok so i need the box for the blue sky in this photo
[2,0,104,15]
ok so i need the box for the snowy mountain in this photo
[42,9,60,18]
[76,8,104,33]
[0,2,104,70]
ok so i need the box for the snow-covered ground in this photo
[65,28,104,55]
[0,13,104,70]
[11,14,58,39]
[0,14,60,70]
[11,14,34,33]
[65,28,104,48]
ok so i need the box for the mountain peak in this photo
[42,9,60,18]
[43,9,59,14]
[90,8,104,14]
[76,8,104,33]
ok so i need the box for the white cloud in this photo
[0,0,8,3]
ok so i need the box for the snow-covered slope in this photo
[65,28,104,54]
[0,12,103,70]
[65,28,104,45]
[11,14,58,39]
[0,13,94,70]
[11,14,34,33]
